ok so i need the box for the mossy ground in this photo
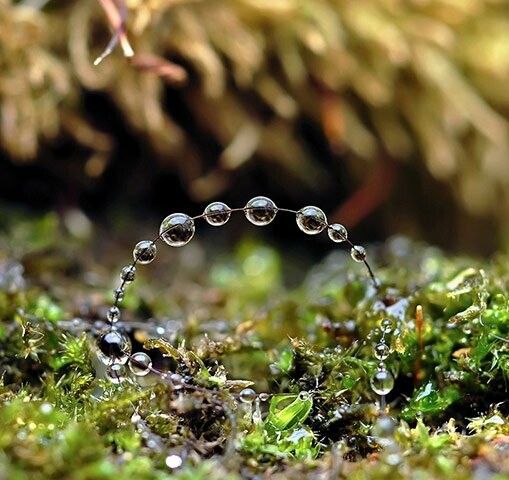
[1,213,509,479]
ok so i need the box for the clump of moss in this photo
[1,216,509,478]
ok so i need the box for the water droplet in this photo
[106,306,120,324]
[133,240,157,264]
[381,318,394,334]
[96,329,132,365]
[298,391,311,401]
[245,196,277,226]
[259,393,270,402]
[328,223,348,243]
[165,454,183,469]
[130,412,142,424]
[159,213,195,247]
[120,265,136,284]
[239,388,256,404]
[40,403,53,415]
[374,342,390,361]
[170,373,184,390]
[114,287,125,302]
[350,245,367,262]
[370,369,394,396]
[128,352,152,376]
[204,202,231,226]
[296,206,327,235]
[105,363,127,384]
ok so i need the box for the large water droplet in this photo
[133,240,157,264]
[327,223,348,243]
[245,196,277,226]
[204,202,231,226]
[160,213,195,247]
[128,352,152,376]
[96,329,132,365]
[296,206,327,235]
[370,369,394,396]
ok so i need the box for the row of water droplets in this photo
[370,318,396,409]
[95,196,379,398]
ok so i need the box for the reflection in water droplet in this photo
[370,369,394,396]
[296,206,327,235]
[239,388,256,404]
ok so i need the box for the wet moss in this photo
[1,215,509,478]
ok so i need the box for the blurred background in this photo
[1,0,509,256]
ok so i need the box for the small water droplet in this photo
[381,318,394,334]
[204,202,231,226]
[159,213,195,247]
[296,206,327,235]
[170,373,184,390]
[298,391,311,401]
[165,454,183,469]
[114,287,125,302]
[374,342,390,361]
[105,363,127,384]
[133,240,157,264]
[244,196,277,226]
[120,265,136,284]
[106,306,120,323]
[370,369,394,396]
[239,388,257,404]
[130,412,142,424]
[40,403,53,415]
[259,393,270,402]
[327,223,348,243]
[350,245,367,262]
[128,352,152,376]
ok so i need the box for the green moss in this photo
[2,217,509,478]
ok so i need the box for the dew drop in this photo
[259,393,270,402]
[296,206,327,235]
[128,352,152,376]
[204,202,231,226]
[120,265,136,284]
[165,454,183,469]
[105,363,127,384]
[374,342,390,361]
[239,388,257,404]
[106,306,120,324]
[244,196,277,226]
[96,329,132,365]
[381,318,394,334]
[328,223,348,243]
[170,373,184,390]
[114,287,125,302]
[350,245,367,262]
[159,213,195,247]
[133,240,157,264]
[298,391,311,401]
[370,369,394,396]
